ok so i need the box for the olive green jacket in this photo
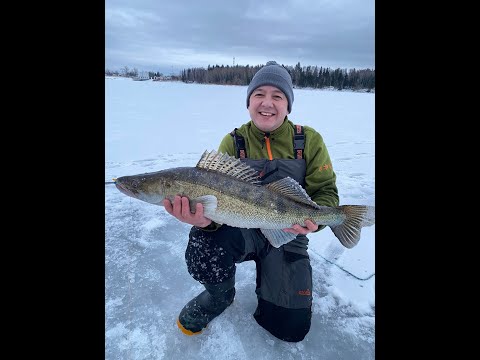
[219,117,339,207]
[202,117,339,232]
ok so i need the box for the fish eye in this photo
[131,180,139,188]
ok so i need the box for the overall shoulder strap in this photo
[230,128,247,159]
[293,124,305,159]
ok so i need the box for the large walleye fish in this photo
[114,150,375,248]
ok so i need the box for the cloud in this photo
[106,7,160,29]
[105,0,374,71]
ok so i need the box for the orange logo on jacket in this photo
[298,289,311,296]
[318,164,332,172]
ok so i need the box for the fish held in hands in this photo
[114,150,375,248]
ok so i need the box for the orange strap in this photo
[264,136,273,160]
[294,125,304,159]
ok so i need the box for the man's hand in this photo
[283,219,318,235]
[163,195,212,228]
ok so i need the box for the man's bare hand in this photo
[283,219,318,235]
[163,195,212,228]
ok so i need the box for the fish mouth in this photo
[115,182,138,198]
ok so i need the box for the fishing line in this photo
[105,177,135,356]
[107,176,135,355]
[316,253,375,281]
[126,196,134,358]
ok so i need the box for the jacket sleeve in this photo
[218,133,236,156]
[304,129,340,231]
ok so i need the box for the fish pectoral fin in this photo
[191,195,218,217]
[260,229,298,248]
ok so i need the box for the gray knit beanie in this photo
[246,61,294,113]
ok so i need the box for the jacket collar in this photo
[249,116,290,140]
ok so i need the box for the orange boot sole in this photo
[176,318,203,336]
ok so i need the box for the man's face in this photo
[248,85,289,132]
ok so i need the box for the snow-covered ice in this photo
[106,77,375,359]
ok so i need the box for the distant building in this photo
[153,75,172,81]
[132,71,150,81]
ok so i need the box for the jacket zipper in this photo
[264,133,273,160]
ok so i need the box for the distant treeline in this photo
[181,63,375,91]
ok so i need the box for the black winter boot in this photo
[177,277,235,335]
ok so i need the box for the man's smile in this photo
[259,111,275,117]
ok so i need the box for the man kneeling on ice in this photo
[165,61,340,342]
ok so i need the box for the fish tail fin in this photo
[330,205,375,248]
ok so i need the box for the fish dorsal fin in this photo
[196,150,261,185]
[266,177,322,208]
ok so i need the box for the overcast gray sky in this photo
[105,0,374,74]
